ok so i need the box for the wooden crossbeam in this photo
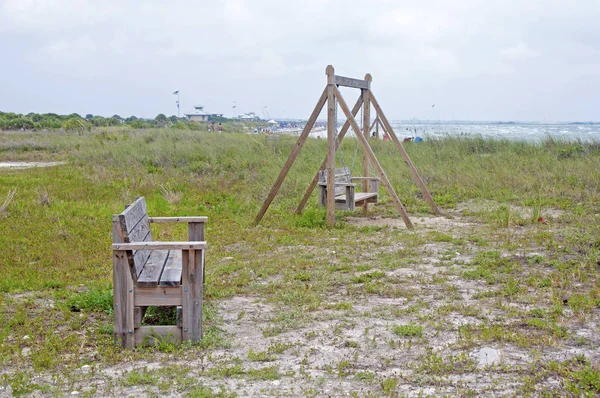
[334,86,414,229]
[370,93,442,216]
[334,75,370,89]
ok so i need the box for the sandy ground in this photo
[1,204,598,397]
[0,161,65,169]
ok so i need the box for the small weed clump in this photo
[392,323,424,338]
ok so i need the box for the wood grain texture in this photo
[334,75,370,89]
[112,241,207,251]
[136,250,169,287]
[160,249,183,287]
[134,286,182,306]
[150,217,208,223]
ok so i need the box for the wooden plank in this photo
[113,241,207,251]
[334,75,370,89]
[136,250,169,287]
[134,286,182,306]
[333,85,414,229]
[295,95,363,214]
[125,215,152,278]
[318,168,352,197]
[181,249,203,343]
[188,222,205,289]
[134,306,142,328]
[176,306,182,328]
[327,66,336,227]
[362,75,372,214]
[370,93,442,216]
[119,197,147,232]
[253,86,328,225]
[150,217,208,223]
[160,249,183,287]
[113,250,135,348]
[136,326,182,346]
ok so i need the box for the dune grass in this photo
[0,127,599,396]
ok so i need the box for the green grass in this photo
[1,127,600,395]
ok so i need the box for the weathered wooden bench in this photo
[112,197,207,348]
[318,167,379,211]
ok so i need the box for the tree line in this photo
[0,112,209,131]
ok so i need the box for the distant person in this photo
[383,134,389,141]
[218,123,223,133]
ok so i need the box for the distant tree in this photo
[106,117,120,126]
[168,115,179,124]
[111,115,123,122]
[125,116,138,123]
[154,114,168,126]
[85,114,94,120]
[63,118,90,132]
[67,113,82,119]
[90,116,107,127]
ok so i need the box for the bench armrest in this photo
[113,241,207,251]
[317,182,356,187]
[149,217,208,223]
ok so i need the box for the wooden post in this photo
[188,221,206,292]
[375,116,379,139]
[296,96,363,215]
[370,93,442,216]
[113,250,135,348]
[361,74,372,214]
[181,249,203,342]
[333,85,413,229]
[326,65,336,227]
[253,87,328,225]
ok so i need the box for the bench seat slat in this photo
[160,250,183,287]
[336,192,378,202]
[136,250,170,287]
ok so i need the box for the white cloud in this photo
[1,0,599,120]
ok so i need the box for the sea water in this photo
[391,121,600,142]
[310,121,600,142]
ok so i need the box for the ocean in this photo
[309,121,600,142]
[389,121,600,142]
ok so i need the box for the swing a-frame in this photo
[254,65,441,228]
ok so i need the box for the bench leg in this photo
[113,250,135,348]
[181,249,203,343]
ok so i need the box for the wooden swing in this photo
[254,65,441,228]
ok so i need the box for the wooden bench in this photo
[318,167,379,211]
[112,197,207,348]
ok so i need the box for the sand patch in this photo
[0,161,65,169]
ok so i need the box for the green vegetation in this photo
[0,127,599,396]
[0,111,250,132]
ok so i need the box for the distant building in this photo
[238,112,260,122]
[184,106,223,122]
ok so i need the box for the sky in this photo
[0,0,599,122]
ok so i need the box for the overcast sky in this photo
[1,0,598,121]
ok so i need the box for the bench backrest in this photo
[318,167,352,196]
[112,197,152,281]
